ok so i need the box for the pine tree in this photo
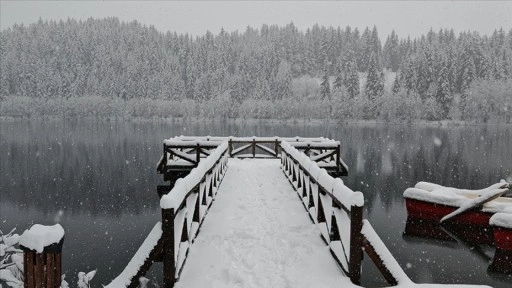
[343,58,360,98]
[436,64,452,118]
[392,74,400,94]
[333,64,343,92]
[276,60,292,100]
[370,26,383,68]
[365,53,383,101]
[358,27,371,71]
[461,56,476,95]
[383,30,401,72]
[320,73,331,99]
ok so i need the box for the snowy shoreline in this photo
[1,115,511,127]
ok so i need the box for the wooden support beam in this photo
[362,239,398,286]
[349,206,363,285]
[252,139,256,158]
[162,208,176,288]
[124,236,165,288]
[196,143,201,165]
[255,144,277,157]
[230,144,252,157]
[317,192,326,224]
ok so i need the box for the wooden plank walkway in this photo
[175,159,354,288]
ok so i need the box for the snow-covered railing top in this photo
[162,136,340,148]
[281,141,363,210]
[165,135,336,143]
[160,142,228,210]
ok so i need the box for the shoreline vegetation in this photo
[1,95,510,126]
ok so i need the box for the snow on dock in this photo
[175,158,352,288]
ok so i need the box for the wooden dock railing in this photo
[157,136,348,183]
[159,142,229,287]
[281,141,411,286]
[106,142,229,288]
[280,141,365,284]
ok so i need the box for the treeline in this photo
[0,18,511,122]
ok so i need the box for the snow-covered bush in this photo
[331,88,354,120]
[291,75,320,100]
[198,91,232,120]
[421,96,443,121]
[0,228,23,287]
[378,91,422,122]
[464,78,512,123]
[77,270,96,288]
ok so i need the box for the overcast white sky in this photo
[1,1,511,39]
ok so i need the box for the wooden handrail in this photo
[280,148,359,213]
[280,142,412,286]
[159,144,229,288]
[280,143,364,284]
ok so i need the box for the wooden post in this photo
[162,208,176,288]
[349,205,363,285]
[228,139,233,157]
[196,143,201,165]
[274,139,279,158]
[336,144,341,175]
[362,239,398,285]
[21,239,64,288]
[252,138,256,158]
[163,143,167,167]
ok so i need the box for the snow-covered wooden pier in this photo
[106,136,490,288]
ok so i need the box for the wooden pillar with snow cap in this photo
[19,224,65,288]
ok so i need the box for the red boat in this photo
[404,181,512,226]
[403,181,512,274]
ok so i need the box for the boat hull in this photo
[494,227,512,251]
[490,227,512,273]
[405,198,493,226]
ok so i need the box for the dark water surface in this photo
[1,120,511,287]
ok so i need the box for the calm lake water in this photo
[1,120,511,287]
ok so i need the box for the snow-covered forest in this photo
[0,17,511,122]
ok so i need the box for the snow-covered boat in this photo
[404,181,512,226]
[403,184,512,274]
